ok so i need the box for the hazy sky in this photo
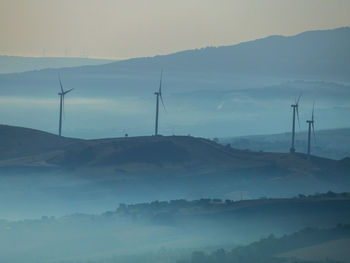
[1,0,349,59]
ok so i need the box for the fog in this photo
[1,77,349,139]
[1,188,349,263]
[1,168,349,220]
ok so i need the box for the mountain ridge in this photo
[1,27,349,80]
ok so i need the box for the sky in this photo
[1,0,350,59]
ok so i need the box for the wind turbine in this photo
[306,103,316,156]
[290,94,301,153]
[58,75,73,137]
[154,70,166,136]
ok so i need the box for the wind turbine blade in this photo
[312,101,315,121]
[296,106,300,128]
[312,122,316,143]
[64,88,74,95]
[159,69,163,93]
[58,74,64,93]
[160,94,167,113]
[297,93,302,105]
[62,95,65,120]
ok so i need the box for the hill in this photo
[219,127,350,160]
[0,124,79,161]
[0,124,347,177]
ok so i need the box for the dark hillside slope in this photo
[0,125,348,181]
[0,124,80,160]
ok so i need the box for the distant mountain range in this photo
[0,55,114,74]
[92,26,350,80]
[1,27,349,95]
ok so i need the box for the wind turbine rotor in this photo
[58,74,64,93]
[296,105,300,128]
[160,93,167,113]
[296,93,302,105]
[296,93,302,128]
[159,69,163,94]
[312,102,316,142]
[64,88,74,95]
[62,94,65,119]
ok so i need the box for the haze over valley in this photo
[1,1,350,262]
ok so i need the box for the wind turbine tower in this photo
[290,94,301,153]
[154,70,166,136]
[306,103,315,155]
[58,75,73,137]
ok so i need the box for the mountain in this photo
[93,26,350,80]
[219,128,350,160]
[1,27,349,97]
[0,55,114,74]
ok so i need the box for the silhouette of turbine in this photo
[154,70,166,136]
[306,102,316,156]
[290,94,301,153]
[58,74,73,137]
